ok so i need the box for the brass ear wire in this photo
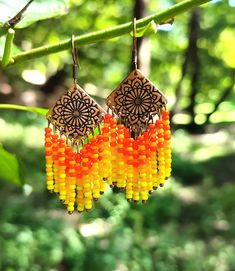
[71,35,80,84]
[132,17,138,71]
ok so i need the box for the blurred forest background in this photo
[0,0,235,270]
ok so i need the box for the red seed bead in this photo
[164,135,171,140]
[110,142,116,147]
[104,114,112,121]
[58,138,65,143]
[52,134,59,139]
[133,161,138,168]
[44,142,52,147]
[162,111,169,120]
[158,142,164,148]
[45,127,52,132]
[103,136,109,142]
[148,124,155,130]
[110,118,116,125]
[102,127,109,133]
[90,138,96,144]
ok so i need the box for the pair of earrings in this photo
[44,19,172,214]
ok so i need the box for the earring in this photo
[105,18,172,203]
[44,35,108,214]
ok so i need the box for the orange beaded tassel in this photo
[105,65,172,204]
[44,82,109,214]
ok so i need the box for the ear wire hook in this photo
[71,35,80,84]
[132,17,138,71]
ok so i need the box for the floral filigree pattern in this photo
[47,84,103,139]
[106,69,167,130]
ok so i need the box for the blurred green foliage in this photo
[0,0,235,270]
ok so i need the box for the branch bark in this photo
[204,69,235,124]
[0,0,211,68]
[185,8,201,130]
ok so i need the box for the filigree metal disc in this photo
[106,69,167,131]
[47,84,105,140]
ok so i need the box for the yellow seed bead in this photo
[141,193,148,200]
[117,161,124,167]
[67,206,74,212]
[58,173,66,179]
[77,206,84,212]
[84,191,92,197]
[85,202,92,209]
[58,157,65,162]
[83,183,91,189]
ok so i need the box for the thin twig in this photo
[1,28,15,67]
[6,0,34,27]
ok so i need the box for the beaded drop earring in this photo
[105,18,172,203]
[44,35,108,213]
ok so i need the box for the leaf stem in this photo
[0,104,48,116]
[1,28,15,67]
[0,0,211,68]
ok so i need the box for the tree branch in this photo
[204,69,235,124]
[0,0,211,68]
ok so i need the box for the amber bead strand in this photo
[51,133,59,194]
[162,110,172,180]
[156,119,166,187]
[137,136,149,203]
[97,134,106,195]
[90,138,101,201]
[66,149,77,213]
[132,140,139,203]
[80,146,93,211]
[63,145,72,206]
[143,130,153,194]
[75,152,84,213]
[148,124,158,190]
[44,127,54,192]
[109,117,118,187]
[116,124,126,190]
[56,138,67,201]
[102,114,113,186]
[124,137,134,202]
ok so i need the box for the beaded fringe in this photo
[44,110,172,214]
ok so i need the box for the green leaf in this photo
[131,20,158,38]
[0,0,69,29]
[0,145,22,186]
